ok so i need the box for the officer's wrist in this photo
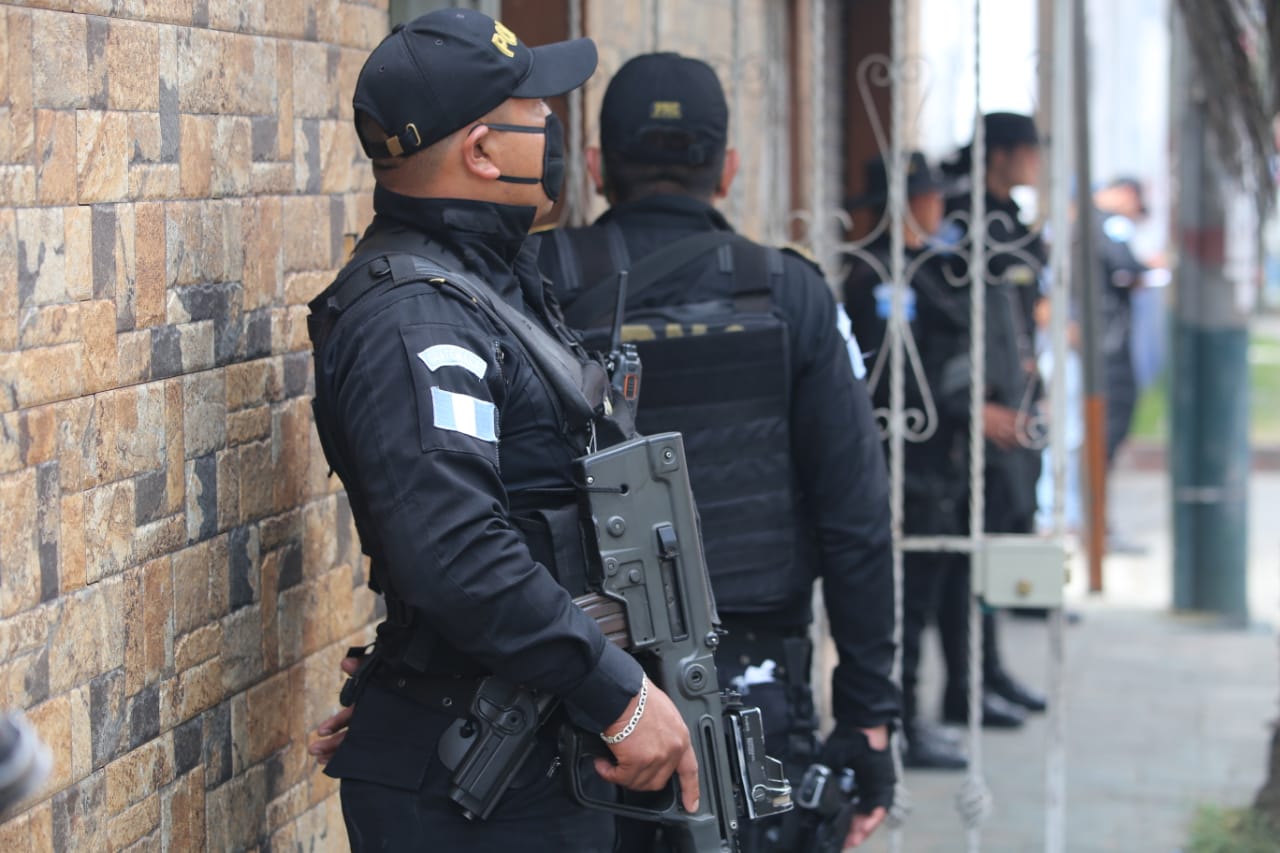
[601,675,648,744]
[561,641,645,732]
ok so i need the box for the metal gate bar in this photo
[1044,1,1073,849]
[959,4,993,848]
[564,0,586,228]
[886,0,911,848]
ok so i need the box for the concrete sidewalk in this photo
[860,467,1280,852]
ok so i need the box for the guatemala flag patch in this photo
[430,387,497,442]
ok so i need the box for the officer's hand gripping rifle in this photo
[565,433,793,853]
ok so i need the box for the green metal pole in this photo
[1169,12,1251,625]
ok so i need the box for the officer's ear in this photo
[585,146,606,196]
[714,148,740,200]
[460,123,502,182]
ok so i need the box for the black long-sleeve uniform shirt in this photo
[941,191,1046,530]
[843,237,971,534]
[314,188,642,790]
[539,195,898,730]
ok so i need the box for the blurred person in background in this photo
[1093,176,1167,553]
[843,151,972,769]
[933,112,1049,729]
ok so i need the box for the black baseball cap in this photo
[847,152,950,209]
[982,112,1040,149]
[600,53,729,167]
[353,8,597,159]
[943,112,1041,177]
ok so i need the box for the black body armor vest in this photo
[551,223,807,613]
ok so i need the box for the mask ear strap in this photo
[480,122,549,185]
[482,123,546,134]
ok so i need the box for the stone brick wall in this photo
[0,1,388,849]
[0,2,823,849]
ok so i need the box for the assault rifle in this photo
[564,432,793,852]
[440,433,791,847]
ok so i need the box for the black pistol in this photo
[438,676,558,821]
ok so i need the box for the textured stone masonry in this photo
[0,1,802,848]
[0,0,385,848]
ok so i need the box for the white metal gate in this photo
[557,1,1077,849]
[802,1,1075,851]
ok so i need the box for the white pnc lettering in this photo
[417,344,488,379]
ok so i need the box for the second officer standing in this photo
[540,52,899,852]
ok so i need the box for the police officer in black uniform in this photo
[1092,177,1153,553]
[306,12,698,851]
[1092,176,1150,463]
[843,152,972,769]
[539,53,898,851]
[936,112,1049,726]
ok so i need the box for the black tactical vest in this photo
[550,223,806,613]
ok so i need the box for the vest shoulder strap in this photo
[563,229,740,329]
[723,238,785,314]
[551,221,630,308]
[311,228,601,438]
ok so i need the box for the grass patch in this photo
[1130,374,1168,442]
[1126,326,1280,445]
[1253,333,1280,443]
[1185,805,1280,853]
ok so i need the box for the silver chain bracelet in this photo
[600,675,648,745]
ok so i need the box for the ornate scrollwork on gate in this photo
[826,53,944,444]
[938,205,1052,451]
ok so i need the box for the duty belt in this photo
[717,621,811,685]
[717,622,818,763]
[366,668,480,720]
[339,642,479,718]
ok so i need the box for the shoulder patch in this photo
[417,344,487,379]
[430,387,497,442]
[780,243,825,276]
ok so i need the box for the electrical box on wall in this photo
[974,535,1068,608]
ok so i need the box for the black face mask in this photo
[484,113,565,202]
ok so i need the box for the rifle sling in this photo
[383,252,601,436]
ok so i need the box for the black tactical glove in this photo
[818,726,896,814]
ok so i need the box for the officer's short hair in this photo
[603,142,726,203]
